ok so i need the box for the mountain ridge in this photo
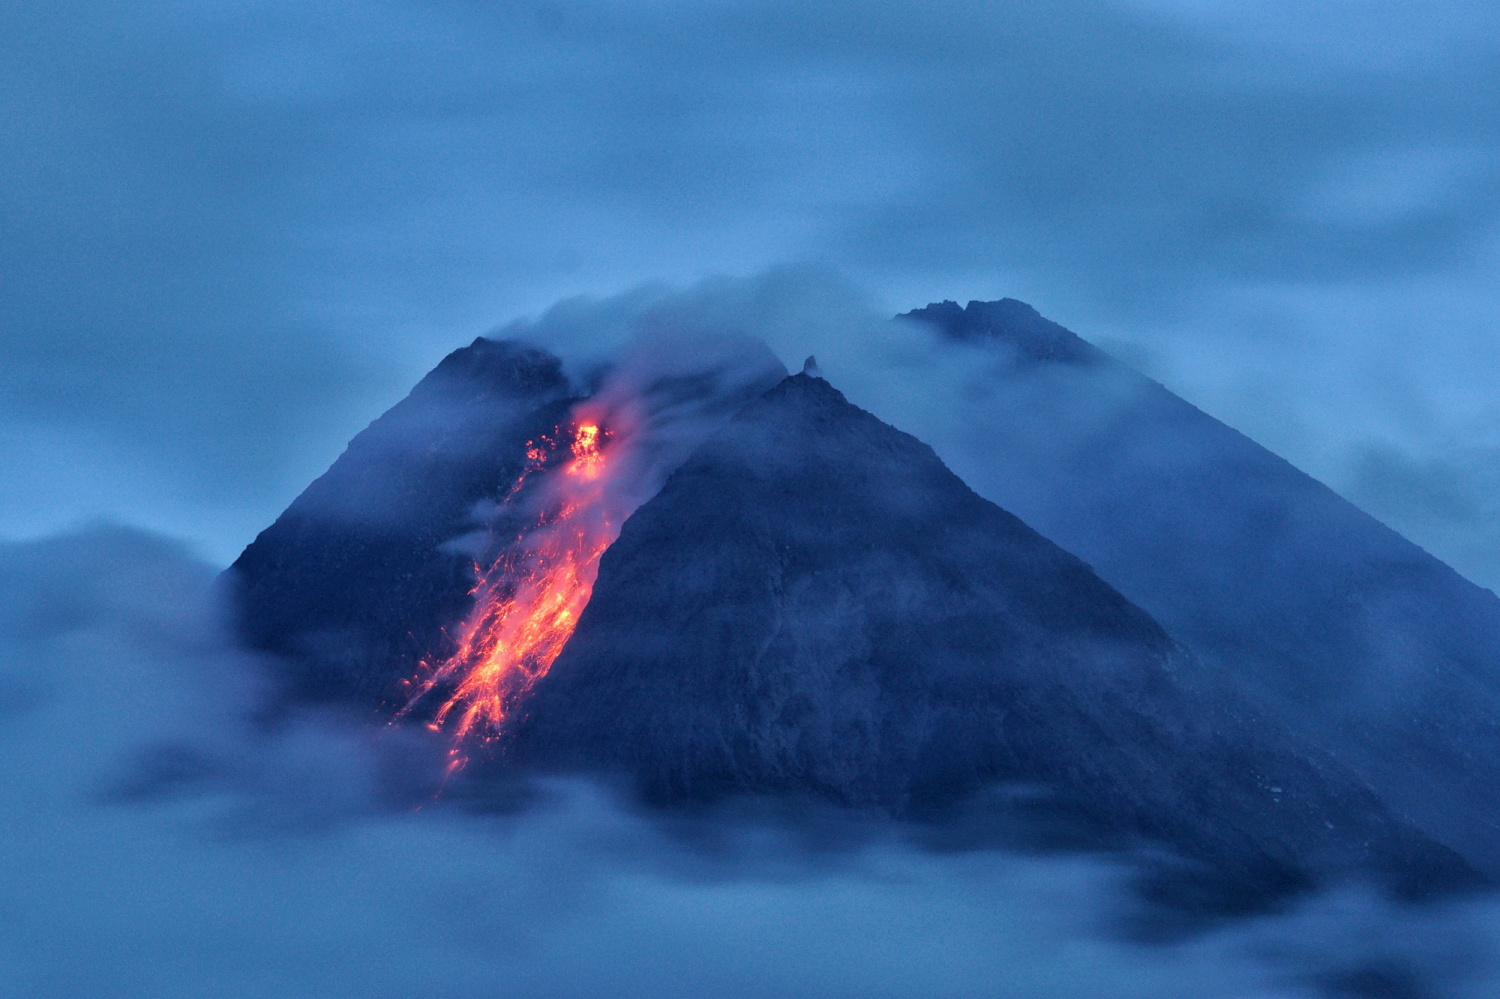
[899,297,1500,875]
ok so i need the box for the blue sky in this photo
[3,0,1498,585]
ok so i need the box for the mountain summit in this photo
[232,338,577,707]
[899,297,1500,879]
[904,298,1103,364]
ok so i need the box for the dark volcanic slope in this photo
[230,338,577,706]
[512,373,1472,898]
[903,299,1500,876]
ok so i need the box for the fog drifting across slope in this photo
[4,494,1500,988]
[498,273,1500,878]
[499,267,1500,594]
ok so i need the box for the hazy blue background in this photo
[3,0,1498,584]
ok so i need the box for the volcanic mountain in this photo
[901,299,1500,878]
[232,333,787,714]
[230,332,1478,906]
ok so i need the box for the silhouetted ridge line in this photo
[901,296,1500,880]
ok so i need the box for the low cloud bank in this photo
[1,525,1499,997]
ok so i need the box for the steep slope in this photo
[230,338,578,707]
[510,373,1472,900]
[903,299,1500,875]
[228,333,788,715]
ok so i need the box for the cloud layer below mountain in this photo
[5,511,1500,996]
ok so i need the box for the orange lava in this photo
[398,417,623,747]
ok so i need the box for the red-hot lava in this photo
[398,412,630,753]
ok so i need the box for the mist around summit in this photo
[5,273,1500,997]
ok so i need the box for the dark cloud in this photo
[1352,446,1484,526]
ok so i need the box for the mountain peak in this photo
[413,336,569,402]
[900,298,1102,365]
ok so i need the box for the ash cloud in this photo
[563,325,790,520]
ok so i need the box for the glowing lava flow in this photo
[399,417,623,748]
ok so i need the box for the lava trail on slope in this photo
[396,412,635,749]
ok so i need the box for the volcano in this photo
[229,315,1481,906]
